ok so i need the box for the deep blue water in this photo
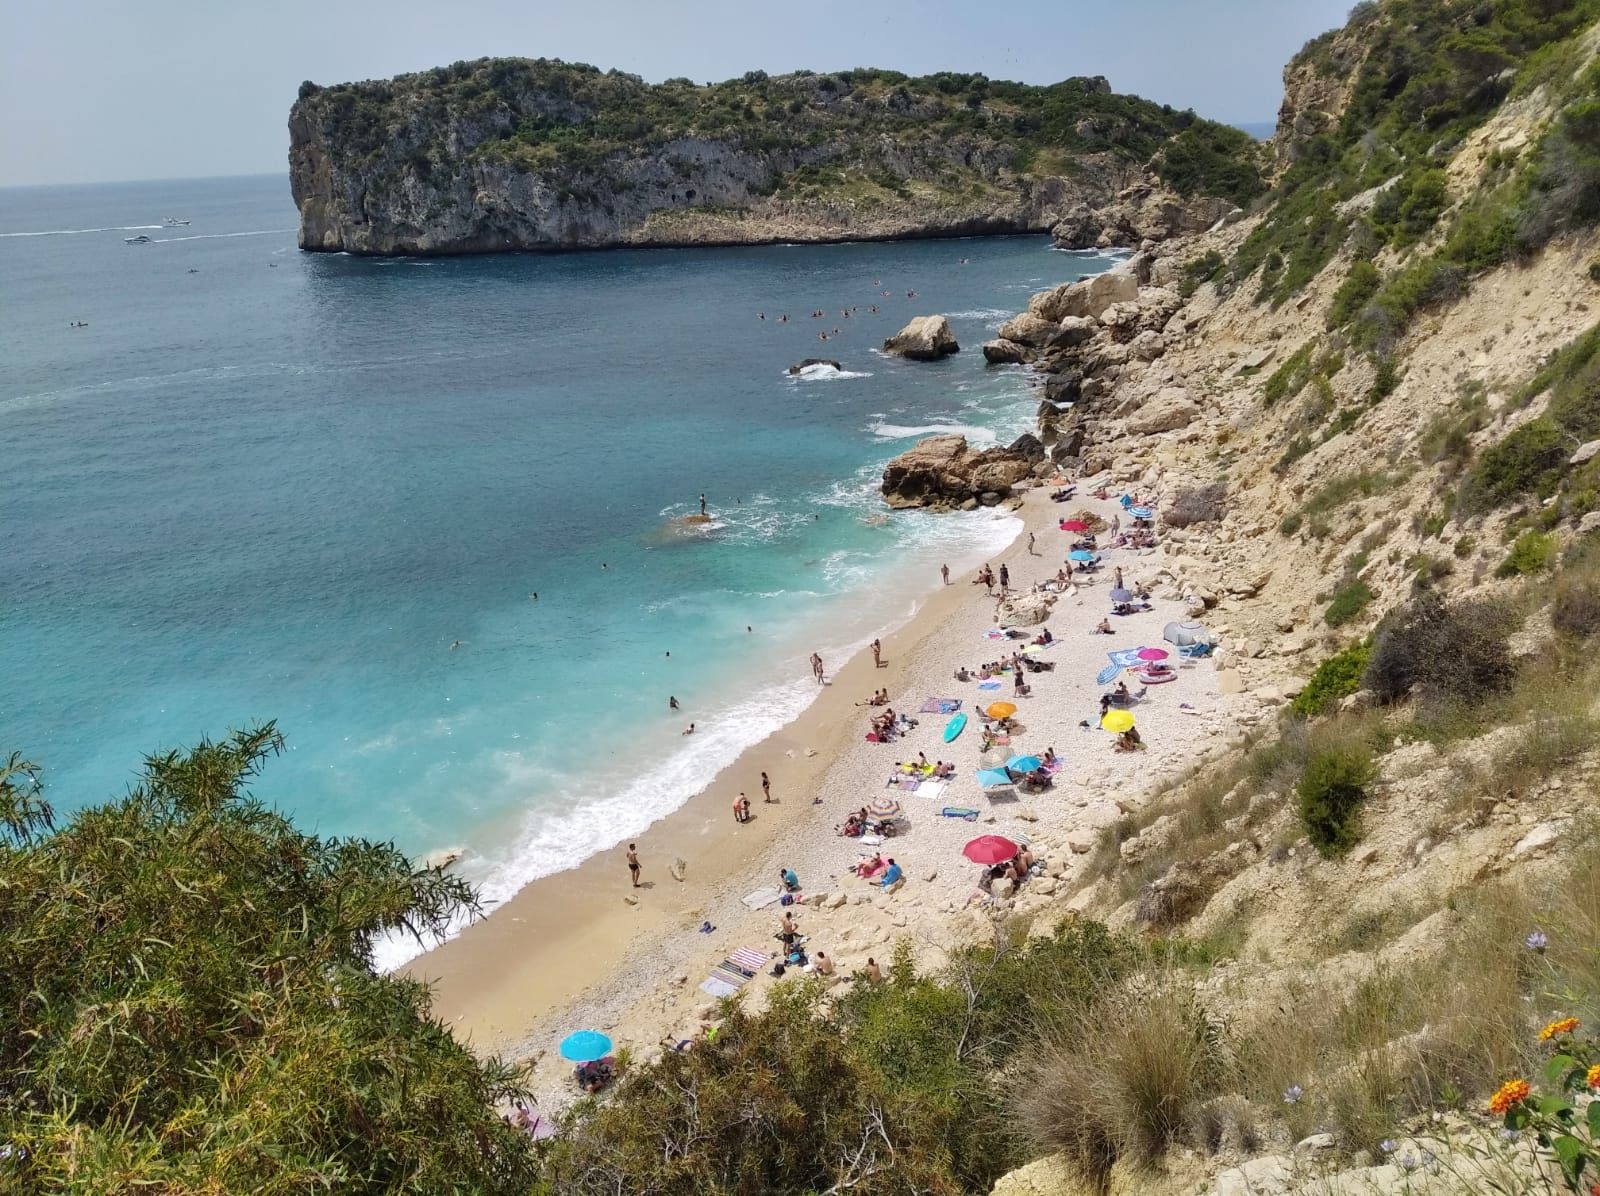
[1,174,1114,957]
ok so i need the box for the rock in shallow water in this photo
[882,315,959,360]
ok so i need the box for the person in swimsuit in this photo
[761,771,772,803]
[626,844,641,887]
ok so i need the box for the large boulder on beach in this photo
[1000,590,1056,627]
[880,434,1033,509]
[882,315,959,360]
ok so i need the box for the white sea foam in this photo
[870,421,997,445]
[0,224,162,237]
[150,229,295,243]
[784,363,873,381]
[943,307,1014,321]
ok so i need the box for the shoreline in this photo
[408,482,1228,1099]
[403,504,1026,1050]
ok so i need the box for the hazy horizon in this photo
[3,0,1352,187]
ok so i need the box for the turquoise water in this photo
[1,175,1114,961]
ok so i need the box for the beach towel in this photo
[917,779,949,801]
[919,697,962,714]
[978,680,1002,691]
[740,887,782,911]
[887,775,920,792]
[942,806,980,821]
[982,628,1008,640]
[1096,648,1144,685]
[698,975,742,998]
[729,947,770,974]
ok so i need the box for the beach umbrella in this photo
[1100,710,1135,734]
[868,795,903,819]
[1069,550,1097,563]
[559,1030,613,1063]
[976,767,1016,790]
[1137,647,1169,662]
[984,701,1017,720]
[1109,587,1134,603]
[1130,505,1154,520]
[963,834,1019,865]
[1007,755,1042,773]
[1163,621,1211,646]
[1060,519,1089,532]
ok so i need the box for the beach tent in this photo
[1163,621,1212,647]
[976,767,1015,790]
[1109,587,1134,603]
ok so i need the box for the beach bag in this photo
[779,893,795,907]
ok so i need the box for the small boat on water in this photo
[162,217,190,226]
[124,235,152,244]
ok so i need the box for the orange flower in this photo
[1540,1017,1580,1041]
[1587,1064,1600,1091]
[1489,1078,1530,1115]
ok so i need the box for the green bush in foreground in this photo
[0,728,538,1194]
[1298,742,1376,858]
[1292,640,1373,718]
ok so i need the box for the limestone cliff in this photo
[287,60,1265,255]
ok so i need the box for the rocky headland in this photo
[287,61,1263,255]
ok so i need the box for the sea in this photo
[0,174,1117,965]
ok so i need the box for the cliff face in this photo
[287,61,1264,255]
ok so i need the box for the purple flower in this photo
[1283,1083,1304,1104]
[1499,1127,1519,1142]
[1380,1139,1396,1154]
[1526,929,1548,952]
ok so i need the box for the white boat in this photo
[124,235,152,244]
[162,217,190,226]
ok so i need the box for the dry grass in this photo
[1018,977,1219,1188]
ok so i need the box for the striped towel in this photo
[728,947,770,975]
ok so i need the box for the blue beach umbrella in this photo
[1069,549,1097,563]
[1109,587,1134,603]
[1130,506,1155,520]
[1007,755,1042,773]
[976,767,1015,790]
[559,1030,613,1063]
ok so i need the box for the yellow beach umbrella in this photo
[985,701,1017,720]
[1100,709,1135,734]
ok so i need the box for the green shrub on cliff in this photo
[0,728,537,1193]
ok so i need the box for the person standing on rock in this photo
[699,493,707,516]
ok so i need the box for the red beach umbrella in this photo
[1060,519,1089,532]
[962,835,1019,866]
[1137,647,1169,661]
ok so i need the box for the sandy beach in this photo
[406,480,1225,1104]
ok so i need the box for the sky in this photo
[2,0,1356,187]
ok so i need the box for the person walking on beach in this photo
[734,794,751,823]
[1028,532,1037,556]
[871,638,882,668]
[941,563,950,585]
[626,843,641,888]
[998,563,1010,593]
[761,771,772,803]
[1114,567,1124,590]
[809,652,824,684]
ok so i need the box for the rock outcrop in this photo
[882,316,959,360]
[1051,182,1240,250]
[880,435,1034,509]
[787,358,841,375]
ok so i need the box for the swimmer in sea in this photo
[530,591,538,600]
[450,641,461,650]
[670,696,680,711]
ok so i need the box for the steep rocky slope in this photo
[288,60,1263,255]
[969,2,1600,1192]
